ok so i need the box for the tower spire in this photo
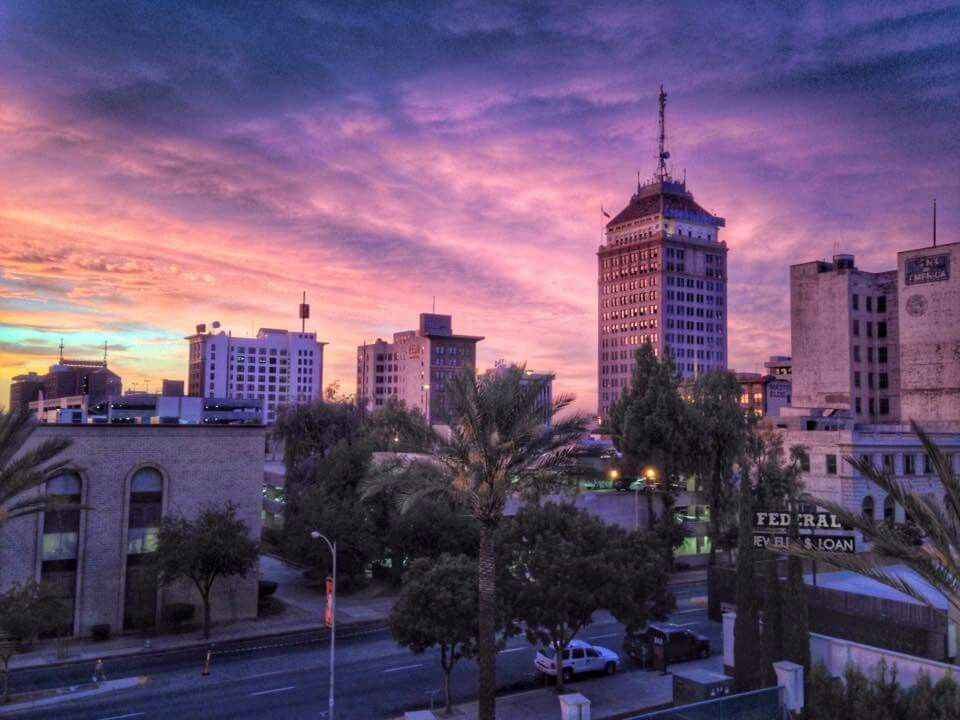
[933,197,938,247]
[656,84,671,182]
[58,338,64,363]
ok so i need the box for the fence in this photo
[624,687,784,720]
[708,565,947,659]
[810,632,958,688]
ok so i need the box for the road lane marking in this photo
[499,647,526,654]
[99,714,145,720]
[382,663,424,673]
[589,633,619,639]
[674,608,705,615]
[249,686,296,696]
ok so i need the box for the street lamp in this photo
[311,530,337,720]
[635,466,659,530]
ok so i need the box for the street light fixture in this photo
[311,530,337,720]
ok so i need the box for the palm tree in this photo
[784,420,960,623]
[365,366,587,720]
[0,410,73,528]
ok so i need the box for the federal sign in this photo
[753,533,855,554]
[905,253,950,286]
[753,511,849,531]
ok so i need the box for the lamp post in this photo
[311,530,337,720]
[637,466,658,530]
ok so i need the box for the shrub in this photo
[162,603,196,627]
[91,624,111,642]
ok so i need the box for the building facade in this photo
[356,313,483,425]
[482,362,555,428]
[9,372,45,413]
[186,326,325,424]
[898,242,960,428]
[0,424,265,638]
[161,379,185,397]
[791,254,901,423]
[736,372,791,418]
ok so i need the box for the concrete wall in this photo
[723,612,956,688]
[898,242,960,429]
[0,424,265,637]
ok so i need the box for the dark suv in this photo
[624,624,710,667]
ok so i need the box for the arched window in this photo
[42,471,82,637]
[883,496,896,524]
[862,495,874,520]
[124,467,163,631]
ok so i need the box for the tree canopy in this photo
[153,503,259,639]
[500,502,674,692]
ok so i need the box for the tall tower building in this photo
[598,87,727,420]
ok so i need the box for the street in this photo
[8,583,714,719]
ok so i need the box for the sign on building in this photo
[752,532,855,554]
[905,253,950,285]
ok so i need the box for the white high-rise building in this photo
[186,325,325,424]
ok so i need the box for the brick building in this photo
[597,89,727,420]
[0,424,264,638]
[356,313,483,425]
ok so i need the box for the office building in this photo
[598,87,727,420]
[8,372,45,413]
[736,372,791,418]
[8,351,122,413]
[790,254,900,423]
[0,423,265,637]
[186,325,325,424]
[356,313,483,425]
[161,379,185,397]
[775,240,960,527]
[482,362,555,427]
[764,355,792,378]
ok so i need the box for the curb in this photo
[0,676,148,715]
[9,618,388,675]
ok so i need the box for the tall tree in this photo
[153,503,259,639]
[365,365,586,720]
[606,344,692,535]
[389,554,479,715]
[690,370,751,565]
[0,410,73,528]
[733,442,762,691]
[501,502,674,693]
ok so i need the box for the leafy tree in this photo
[364,365,587,720]
[365,397,436,453]
[606,344,693,542]
[0,582,61,703]
[784,421,960,642]
[500,502,674,693]
[283,440,382,587]
[153,503,259,639]
[384,496,479,580]
[272,401,366,487]
[0,410,73,528]
[689,371,750,565]
[389,555,479,715]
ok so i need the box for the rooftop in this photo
[607,180,725,230]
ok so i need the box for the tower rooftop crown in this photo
[606,180,725,229]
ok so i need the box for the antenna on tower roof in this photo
[656,85,671,183]
[299,290,310,333]
[933,198,938,247]
[103,340,108,365]
[58,338,64,363]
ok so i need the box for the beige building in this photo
[779,240,960,525]
[356,314,483,425]
[898,242,960,428]
[0,424,264,638]
[790,254,901,423]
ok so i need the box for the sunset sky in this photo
[1,2,958,413]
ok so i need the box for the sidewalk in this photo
[9,555,396,672]
[401,656,723,720]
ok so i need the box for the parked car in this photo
[623,623,710,666]
[534,639,620,682]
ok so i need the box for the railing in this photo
[624,686,784,720]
